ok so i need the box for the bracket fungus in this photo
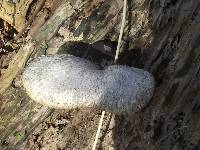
[22,54,155,114]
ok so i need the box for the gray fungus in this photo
[22,54,155,114]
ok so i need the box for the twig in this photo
[114,0,127,63]
[92,0,127,149]
[92,111,105,150]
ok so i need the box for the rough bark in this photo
[0,0,200,149]
[0,0,34,31]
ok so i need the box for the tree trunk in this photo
[0,0,200,149]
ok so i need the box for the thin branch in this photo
[92,0,127,149]
[92,111,105,150]
[114,0,127,63]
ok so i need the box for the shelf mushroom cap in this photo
[22,54,155,114]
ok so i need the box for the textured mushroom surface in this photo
[22,54,155,114]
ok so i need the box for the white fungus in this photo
[22,54,155,114]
